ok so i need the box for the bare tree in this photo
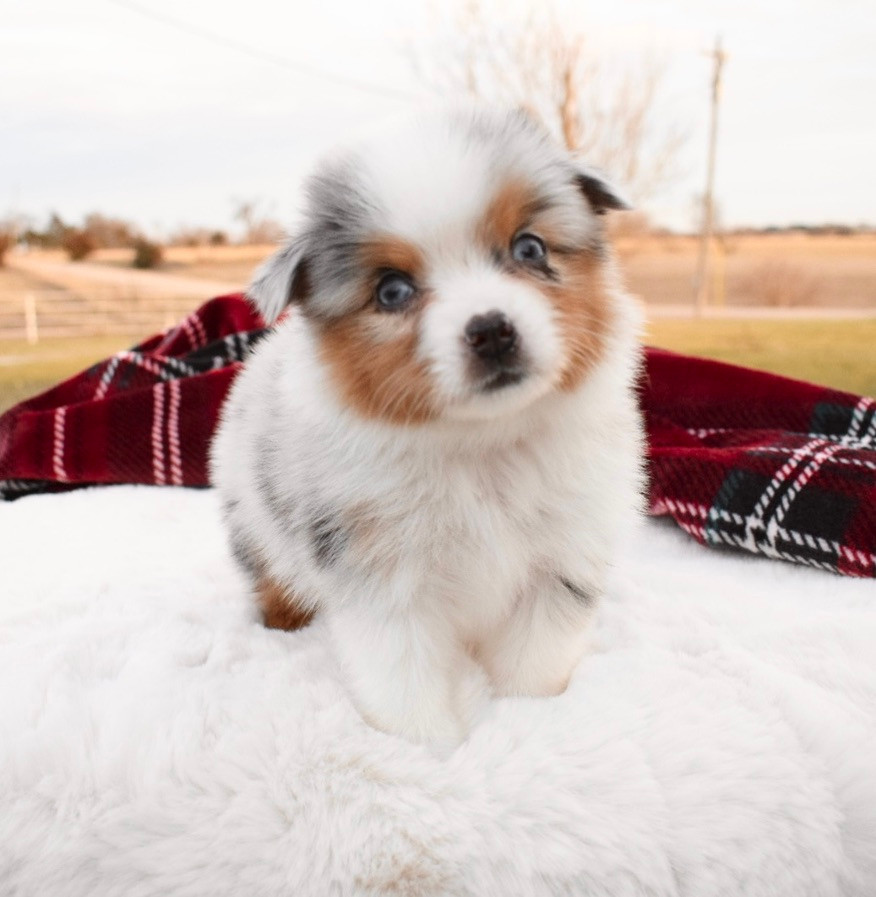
[412,0,685,203]
[0,214,28,266]
[82,213,139,249]
[0,226,13,267]
[232,199,284,245]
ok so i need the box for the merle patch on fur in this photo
[256,468,293,521]
[230,533,261,577]
[309,512,348,567]
[560,577,593,605]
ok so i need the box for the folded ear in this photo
[573,162,632,215]
[247,239,310,324]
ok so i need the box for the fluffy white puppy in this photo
[211,106,645,750]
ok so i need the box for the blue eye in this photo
[375,273,416,310]
[511,233,547,264]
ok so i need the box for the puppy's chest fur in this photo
[287,411,576,637]
[217,323,595,640]
[354,444,567,634]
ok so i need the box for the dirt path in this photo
[7,255,241,299]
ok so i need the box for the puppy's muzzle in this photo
[464,310,518,359]
[464,310,525,391]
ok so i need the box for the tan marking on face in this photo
[477,179,544,251]
[318,312,437,424]
[358,235,426,281]
[257,577,315,631]
[480,178,612,392]
[546,251,614,391]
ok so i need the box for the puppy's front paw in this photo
[330,608,486,755]
[361,701,468,755]
[364,655,491,755]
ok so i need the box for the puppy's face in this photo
[250,107,629,425]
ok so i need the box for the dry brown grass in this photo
[742,261,821,307]
[615,233,876,309]
[95,234,876,311]
[82,244,275,286]
[0,265,71,299]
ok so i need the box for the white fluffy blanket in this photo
[1,486,875,897]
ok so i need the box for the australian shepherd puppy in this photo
[211,106,645,750]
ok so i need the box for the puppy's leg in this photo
[478,571,598,698]
[327,602,486,751]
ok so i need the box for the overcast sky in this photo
[3,0,875,234]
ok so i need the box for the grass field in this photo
[0,335,131,412]
[646,318,876,396]
[1,317,873,415]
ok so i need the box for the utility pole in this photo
[694,37,726,315]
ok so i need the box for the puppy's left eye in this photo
[375,272,416,311]
[511,233,547,264]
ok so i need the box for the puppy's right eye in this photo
[375,273,416,311]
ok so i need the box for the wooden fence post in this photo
[24,293,39,345]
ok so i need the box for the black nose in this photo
[464,310,518,360]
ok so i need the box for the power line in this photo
[103,0,423,103]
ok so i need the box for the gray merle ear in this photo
[247,238,310,324]
[573,163,632,215]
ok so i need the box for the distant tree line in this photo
[12,212,233,267]
[0,199,283,268]
[726,224,875,237]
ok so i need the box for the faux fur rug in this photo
[1,486,875,897]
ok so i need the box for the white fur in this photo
[420,263,564,413]
[2,486,875,895]
[211,108,646,748]
[212,301,643,748]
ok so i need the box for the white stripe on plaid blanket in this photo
[188,309,208,347]
[743,398,871,548]
[744,437,825,538]
[849,396,874,444]
[768,440,847,535]
[52,407,66,481]
[713,528,838,574]
[95,354,125,400]
[661,497,876,573]
[151,383,166,486]
[157,355,197,378]
[863,399,876,443]
[223,333,247,361]
[125,351,177,381]
[749,446,876,472]
[122,351,170,382]
[687,406,876,446]
[179,316,199,351]
[168,378,183,486]
[136,351,197,379]
[671,512,838,573]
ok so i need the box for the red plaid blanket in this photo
[1,294,874,578]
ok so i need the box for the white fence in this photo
[0,288,207,343]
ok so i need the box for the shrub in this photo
[82,213,138,248]
[61,229,97,261]
[0,230,12,267]
[132,238,164,269]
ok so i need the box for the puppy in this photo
[211,106,645,749]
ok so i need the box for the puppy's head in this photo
[250,106,630,425]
